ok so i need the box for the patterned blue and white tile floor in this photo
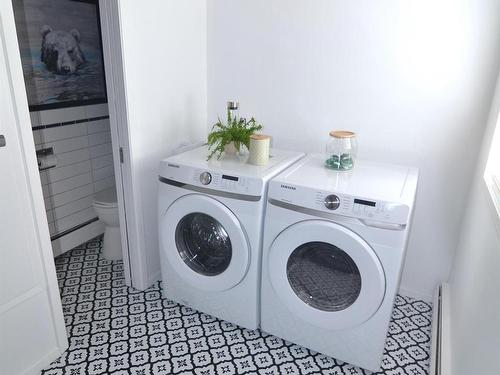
[42,236,433,375]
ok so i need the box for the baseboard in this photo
[51,220,105,257]
[147,270,162,289]
[398,286,433,302]
[429,282,451,375]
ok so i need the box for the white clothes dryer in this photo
[261,154,418,371]
[158,146,304,330]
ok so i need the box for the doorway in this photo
[10,0,133,283]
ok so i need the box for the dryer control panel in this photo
[159,160,264,197]
[270,182,410,225]
[190,169,260,195]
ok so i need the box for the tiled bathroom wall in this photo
[32,116,115,240]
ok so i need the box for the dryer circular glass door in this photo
[268,220,385,329]
[160,194,250,291]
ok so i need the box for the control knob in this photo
[324,194,340,210]
[199,172,212,185]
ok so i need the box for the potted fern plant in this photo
[207,102,263,160]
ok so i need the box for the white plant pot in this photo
[224,142,238,155]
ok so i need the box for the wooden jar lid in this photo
[250,134,271,140]
[329,130,355,138]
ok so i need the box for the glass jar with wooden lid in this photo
[325,130,357,171]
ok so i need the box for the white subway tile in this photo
[48,222,56,235]
[50,172,92,195]
[42,184,51,198]
[44,197,53,211]
[87,119,110,134]
[84,104,108,119]
[32,130,42,145]
[53,195,94,221]
[47,160,92,183]
[85,104,108,119]
[88,131,111,146]
[40,123,86,143]
[91,153,114,170]
[56,148,90,167]
[45,209,55,224]
[34,105,111,239]
[52,183,94,208]
[48,135,89,154]
[39,171,49,185]
[30,112,41,128]
[93,165,115,182]
[55,207,96,233]
[89,142,112,158]
[94,176,115,192]
[39,107,86,125]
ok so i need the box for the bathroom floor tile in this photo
[42,236,433,374]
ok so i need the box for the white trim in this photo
[148,270,162,288]
[489,174,500,215]
[100,0,143,288]
[493,175,500,195]
[484,174,500,235]
[429,283,451,375]
[429,285,440,375]
[440,283,452,375]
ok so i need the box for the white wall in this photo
[207,0,500,299]
[116,0,207,288]
[447,72,500,374]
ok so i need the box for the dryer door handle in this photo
[359,219,406,231]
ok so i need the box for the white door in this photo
[268,220,386,330]
[160,194,250,291]
[0,4,67,375]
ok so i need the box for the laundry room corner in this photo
[4,1,500,374]
[206,0,500,301]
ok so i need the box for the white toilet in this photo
[93,187,122,260]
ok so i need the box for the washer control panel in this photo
[270,182,410,225]
[314,191,408,223]
[324,194,340,210]
[159,160,265,196]
[199,171,212,185]
[189,169,263,196]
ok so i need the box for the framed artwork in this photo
[13,0,107,112]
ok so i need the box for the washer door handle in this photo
[359,219,405,231]
[0,135,6,147]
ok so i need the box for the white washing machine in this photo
[158,146,304,330]
[261,154,418,372]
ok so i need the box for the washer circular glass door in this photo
[160,194,250,291]
[268,220,385,329]
[175,212,232,276]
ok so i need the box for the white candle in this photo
[249,134,271,166]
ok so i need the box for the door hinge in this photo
[119,147,124,163]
